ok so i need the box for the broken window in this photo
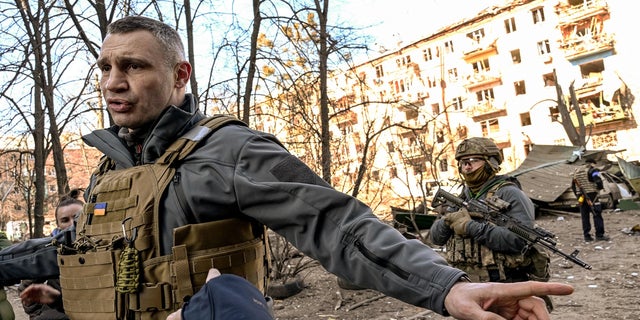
[480,119,500,136]
[531,7,545,24]
[505,17,517,33]
[431,103,440,114]
[511,49,521,64]
[439,159,448,172]
[579,59,604,79]
[466,28,485,43]
[405,108,418,120]
[395,55,411,67]
[375,65,384,78]
[423,48,433,61]
[520,112,532,126]
[542,72,556,86]
[444,40,454,53]
[476,88,495,102]
[436,130,445,143]
[514,80,526,95]
[537,39,551,55]
[427,75,438,88]
[472,58,491,73]
[448,67,458,81]
[451,96,464,111]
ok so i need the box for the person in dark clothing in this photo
[0,232,16,320]
[18,189,82,320]
[572,159,610,242]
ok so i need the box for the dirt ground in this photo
[4,209,639,320]
[270,208,640,320]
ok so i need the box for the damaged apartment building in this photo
[318,0,639,200]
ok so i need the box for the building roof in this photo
[509,144,606,202]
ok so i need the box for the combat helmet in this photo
[455,137,502,170]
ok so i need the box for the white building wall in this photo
[335,0,640,200]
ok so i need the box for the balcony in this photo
[570,104,634,133]
[463,70,502,91]
[574,75,603,98]
[559,33,615,61]
[466,100,507,122]
[462,38,498,62]
[555,0,609,26]
[483,131,511,147]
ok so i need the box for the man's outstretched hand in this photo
[444,281,574,320]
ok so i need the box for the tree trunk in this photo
[241,0,262,125]
[316,0,332,184]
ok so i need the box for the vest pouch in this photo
[524,246,551,281]
[132,219,267,319]
[58,249,124,320]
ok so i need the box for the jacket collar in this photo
[83,93,205,167]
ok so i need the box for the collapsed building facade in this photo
[256,0,639,213]
[332,0,640,200]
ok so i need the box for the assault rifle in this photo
[432,188,592,270]
[572,175,599,216]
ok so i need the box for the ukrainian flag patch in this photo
[94,202,107,216]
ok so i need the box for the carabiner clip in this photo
[121,217,138,244]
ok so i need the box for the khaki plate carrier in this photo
[58,116,269,319]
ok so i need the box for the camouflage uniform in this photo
[429,137,551,309]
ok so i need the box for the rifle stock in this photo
[432,188,592,270]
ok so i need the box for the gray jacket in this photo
[82,94,463,314]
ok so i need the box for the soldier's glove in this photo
[445,208,473,236]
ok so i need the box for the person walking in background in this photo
[47,15,572,319]
[572,158,610,242]
[429,137,552,310]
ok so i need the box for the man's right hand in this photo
[444,280,573,320]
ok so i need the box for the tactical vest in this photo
[57,116,270,320]
[445,179,550,282]
[574,166,599,194]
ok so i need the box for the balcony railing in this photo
[555,0,609,26]
[570,104,632,127]
[463,70,502,90]
[466,100,507,121]
[559,33,615,61]
[462,38,498,61]
[483,131,511,145]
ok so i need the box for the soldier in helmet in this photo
[429,137,552,309]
